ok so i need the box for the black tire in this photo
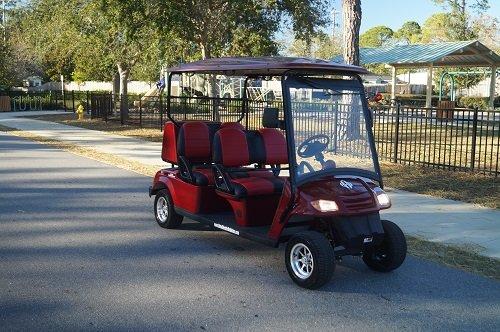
[363,220,407,272]
[154,189,183,229]
[285,231,335,289]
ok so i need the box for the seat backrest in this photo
[162,121,181,164]
[220,122,245,130]
[213,128,249,167]
[259,128,288,165]
[213,127,288,167]
[177,121,212,163]
[245,130,266,164]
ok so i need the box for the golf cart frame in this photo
[150,57,406,289]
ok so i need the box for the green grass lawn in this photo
[381,162,499,209]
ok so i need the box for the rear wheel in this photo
[154,190,183,229]
[362,220,406,272]
[285,231,335,289]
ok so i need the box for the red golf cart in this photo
[149,57,406,289]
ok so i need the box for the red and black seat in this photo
[220,122,245,130]
[177,121,221,186]
[212,127,288,198]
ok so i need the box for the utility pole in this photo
[331,8,340,40]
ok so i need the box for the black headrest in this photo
[262,107,284,129]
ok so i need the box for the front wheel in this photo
[285,231,335,289]
[362,220,407,272]
[154,190,183,229]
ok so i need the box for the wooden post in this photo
[489,66,496,109]
[425,64,433,108]
[391,66,397,105]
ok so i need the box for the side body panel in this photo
[217,191,281,227]
[152,169,229,214]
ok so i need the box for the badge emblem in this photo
[339,180,354,190]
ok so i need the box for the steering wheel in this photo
[297,134,330,158]
[297,161,315,175]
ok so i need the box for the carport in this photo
[333,40,500,108]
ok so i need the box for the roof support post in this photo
[426,64,433,108]
[390,66,397,105]
[489,66,496,109]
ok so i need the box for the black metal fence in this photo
[372,105,499,175]
[2,91,90,112]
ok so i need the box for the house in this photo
[22,76,43,88]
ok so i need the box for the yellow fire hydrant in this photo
[76,104,85,120]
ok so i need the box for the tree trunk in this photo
[342,0,362,66]
[112,72,120,114]
[117,63,129,120]
[200,41,220,121]
[340,0,362,141]
[200,42,208,60]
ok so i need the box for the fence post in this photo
[139,98,142,128]
[392,103,401,163]
[62,88,67,112]
[159,94,163,131]
[470,107,478,171]
[86,91,90,115]
[71,90,75,112]
[108,92,112,123]
[120,94,124,125]
[333,100,338,153]
[90,93,93,119]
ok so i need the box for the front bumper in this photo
[332,213,384,255]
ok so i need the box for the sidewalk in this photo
[0,111,163,167]
[1,111,499,259]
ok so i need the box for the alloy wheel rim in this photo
[290,243,314,279]
[156,196,169,223]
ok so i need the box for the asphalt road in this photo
[1,131,499,331]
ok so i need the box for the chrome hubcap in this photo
[156,196,169,223]
[290,243,314,279]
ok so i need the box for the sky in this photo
[328,0,500,34]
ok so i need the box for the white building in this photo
[22,76,43,88]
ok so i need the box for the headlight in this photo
[311,200,339,212]
[373,187,391,208]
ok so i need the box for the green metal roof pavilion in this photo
[332,40,499,108]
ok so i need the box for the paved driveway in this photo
[1,132,499,331]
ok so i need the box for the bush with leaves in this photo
[457,96,489,109]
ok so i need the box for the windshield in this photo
[287,77,378,181]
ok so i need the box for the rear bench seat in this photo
[161,121,287,191]
[212,126,288,198]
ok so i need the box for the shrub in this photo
[457,96,489,110]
